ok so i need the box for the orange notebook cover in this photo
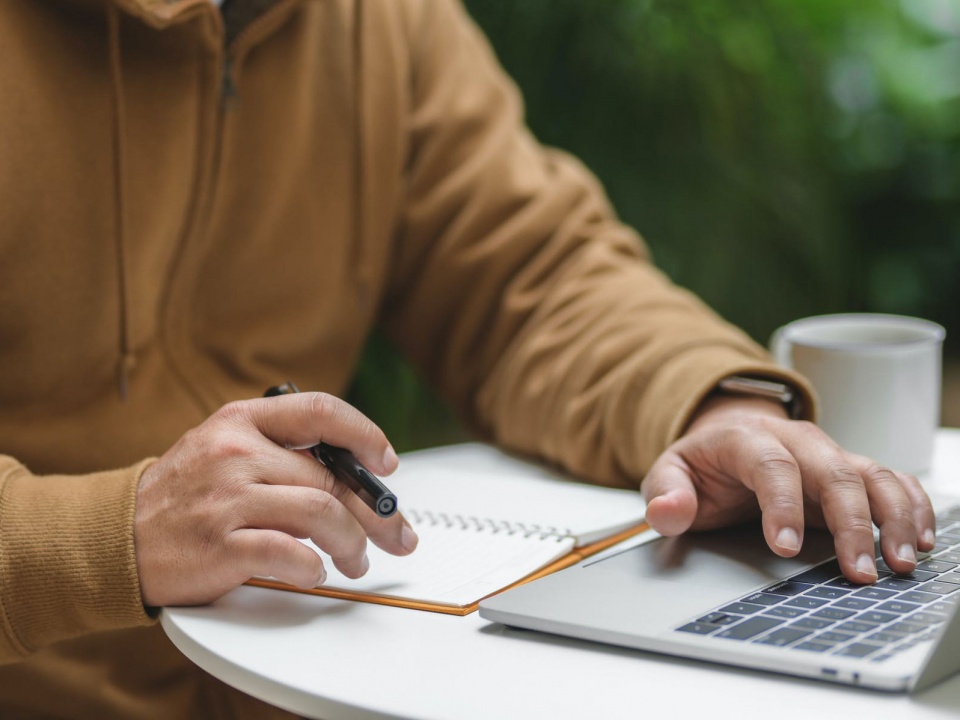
[246,522,648,615]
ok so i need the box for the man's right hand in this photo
[133,392,418,608]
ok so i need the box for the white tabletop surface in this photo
[161,432,960,720]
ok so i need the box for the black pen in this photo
[263,382,398,518]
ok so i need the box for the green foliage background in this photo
[349,0,960,450]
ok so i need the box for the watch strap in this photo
[715,375,803,420]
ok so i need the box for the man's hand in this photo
[642,395,936,584]
[134,392,419,607]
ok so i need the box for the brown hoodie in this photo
[0,0,811,716]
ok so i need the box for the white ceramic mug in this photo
[771,313,945,475]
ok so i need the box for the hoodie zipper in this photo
[157,0,302,412]
[220,55,237,106]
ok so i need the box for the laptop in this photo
[479,501,960,692]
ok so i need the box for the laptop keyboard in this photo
[676,505,960,662]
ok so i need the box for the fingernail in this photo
[318,567,328,585]
[401,523,419,553]
[897,544,917,565]
[775,527,801,553]
[382,445,399,473]
[359,553,370,575]
[856,553,877,578]
[923,529,936,547]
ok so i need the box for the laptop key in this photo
[739,592,781,606]
[697,612,738,626]
[917,582,959,596]
[835,643,883,658]
[716,617,784,640]
[852,587,898,601]
[826,577,861,590]
[876,578,919,592]
[937,572,960,586]
[811,607,857,621]
[834,597,875,611]
[793,617,834,630]
[719,602,765,615]
[875,600,921,614]
[805,586,850,600]
[815,631,856,644]
[784,597,828,609]
[678,622,722,635]
[918,560,959,573]
[858,611,899,625]
[764,606,806,619]
[887,621,926,635]
[763,581,814,597]
[929,601,956,614]
[835,620,879,635]
[886,569,937,583]
[795,641,833,653]
[935,552,960,564]
[908,611,947,625]
[897,591,938,605]
[790,560,842,585]
[755,627,812,647]
[866,631,905,644]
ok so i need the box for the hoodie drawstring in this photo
[352,0,372,309]
[107,4,136,401]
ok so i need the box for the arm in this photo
[384,0,809,485]
[383,0,933,581]
[0,394,417,664]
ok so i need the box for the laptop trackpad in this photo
[584,524,838,613]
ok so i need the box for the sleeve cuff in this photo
[629,343,817,475]
[0,459,156,659]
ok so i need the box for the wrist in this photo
[686,375,798,434]
[715,375,803,419]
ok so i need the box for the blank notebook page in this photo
[297,459,646,607]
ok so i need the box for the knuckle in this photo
[307,392,339,425]
[308,490,340,519]
[766,494,804,516]
[718,424,753,447]
[257,532,288,569]
[753,448,799,477]
[861,462,896,484]
[835,518,876,542]
[215,400,248,424]
[207,425,252,460]
[823,460,863,490]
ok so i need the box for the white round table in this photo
[162,432,960,719]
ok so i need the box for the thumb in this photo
[642,460,699,537]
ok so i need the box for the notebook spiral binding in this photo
[407,509,569,542]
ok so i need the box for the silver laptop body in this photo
[479,506,960,692]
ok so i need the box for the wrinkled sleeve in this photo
[0,456,154,664]
[383,0,815,488]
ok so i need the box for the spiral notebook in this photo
[247,443,648,615]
